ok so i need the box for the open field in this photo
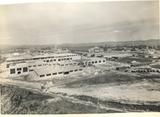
[1,69,160,114]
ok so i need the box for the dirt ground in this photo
[1,69,160,114]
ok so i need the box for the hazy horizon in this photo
[0,1,159,45]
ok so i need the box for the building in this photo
[127,66,160,73]
[88,47,104,53]
[2,53,81,78]
[88,47,104,57]
[30,66,83,81]
[1,51,108,79]
[82,57,106,66]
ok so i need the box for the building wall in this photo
[83,58,106,66]
[8,63,29,77]
[88,47,104,53]
[36,68,83,81]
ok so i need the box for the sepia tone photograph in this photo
[0,0,159,115]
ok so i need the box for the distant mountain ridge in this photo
[0,39,160,50]
[59,39,160,48]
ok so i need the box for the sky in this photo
[0,1,159,45]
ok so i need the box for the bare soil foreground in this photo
[1,70,160,114]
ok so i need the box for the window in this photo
[92,61,94,64]
[54,59,56,61]
[64,71,69,75]
[52,73,57,75]
[17,68,21,71]
[75,69,78,72]
[58,72,62,74]
[103,60,106,62]
[28,66,31,68]
[29,69,33,72]
[95,61,97,63]
[18,71,21,74]
[79,69,82,71]
[10,69,15,74]
[38,64,42,66]
[46,74,51,76]
[58,59,61,61]
[47,60,49,62]
[33,65,36,67]
[40,75,45,77]
[6,64,9,68]
[23,67,28,72]
[99,60,101,63]
[70,70,73,72]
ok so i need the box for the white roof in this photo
[6,53,79,61]
[82,57,105,61]
[57,60,79,64]
[6,54,33,61]
[34,65,82,75]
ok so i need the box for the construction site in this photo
[1,45,160,114]
[0,1,159,114]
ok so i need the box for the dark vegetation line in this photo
[72,95,160,112]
